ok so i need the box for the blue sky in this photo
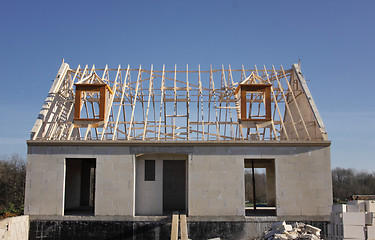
[0,0,374,171]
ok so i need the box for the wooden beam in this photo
[171,212,179,240]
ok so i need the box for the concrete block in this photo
[367,212,375,225]
[347,204,360,212]
[341,212,365,226]
[367,226,375,239]
[366,200,375,213]
[342,225,365,239]
[274,233,288,240]
[271,221,285,230]
[332,204,346,213]
[305,224,321,236]
[348,200,366,212]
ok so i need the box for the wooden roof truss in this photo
[30,63,327,141]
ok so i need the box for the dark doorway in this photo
[65,158,96,216]
[163,160,186,213]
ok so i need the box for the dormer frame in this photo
[74,83,113,123]
[235,84,272,122]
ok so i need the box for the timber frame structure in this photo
[31,62,327,142]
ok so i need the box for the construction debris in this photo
[260,221,321,240]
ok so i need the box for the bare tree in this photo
[332,167,375,201]
[245,170,267,205]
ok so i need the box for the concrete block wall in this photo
[275,146,332,217]
[25,146,135,216]
[188,153,244,216]
[187,145,331,218]
[135,158,163,215]
[0,215,29,240]
[25,142,331,220]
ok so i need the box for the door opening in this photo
[64,158,96,216]
[163,160,186,214]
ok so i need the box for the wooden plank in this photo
[180,214,188,240]
[272,66,300,139]
[281,65,311,140]
[100,65,120,140]
[186,65,190,140]
[292,63,327,140]
[263,65,288,140]
[157,65,165,140]
[143,65,153,140]
[173,65,177,140]
[112,65,130,140]
[210,66,220,140]
[171,212,179,240]
[228,65,235,139]
[198,65,205,140]
[127,66,142,140]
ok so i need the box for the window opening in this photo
[73,83,113,127]
[235,84,272,122]
[244,159,275,216]
[145,160,156,181]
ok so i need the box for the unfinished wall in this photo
[25,146,135,216]
[64,159,82,209]
[25,142,331,220]
[188,153,244,216]
[275,146,332,218]
[0,215,29,240]
[135,158,163,215]
[266,164,276,206]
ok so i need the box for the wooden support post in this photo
[113,65,130,140]
[186,64,190,140]
[171,211,179,240]
[252,159,256,211]
[281,65,311,140]
[180,214,188,240]
[127,66,142,140]
[263,65,287,140]
[143,65,153,140]
[272,66,300,140]
[158,65,165,140]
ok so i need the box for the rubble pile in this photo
[260,221,321,240]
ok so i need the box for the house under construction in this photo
[25,62,332,239]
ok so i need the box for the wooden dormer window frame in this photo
[74,83,113,121]
[235,84,272,121]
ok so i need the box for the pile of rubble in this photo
[260,221,321,240]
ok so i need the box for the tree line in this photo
[0,154,26,219]
[332,167,375,202]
